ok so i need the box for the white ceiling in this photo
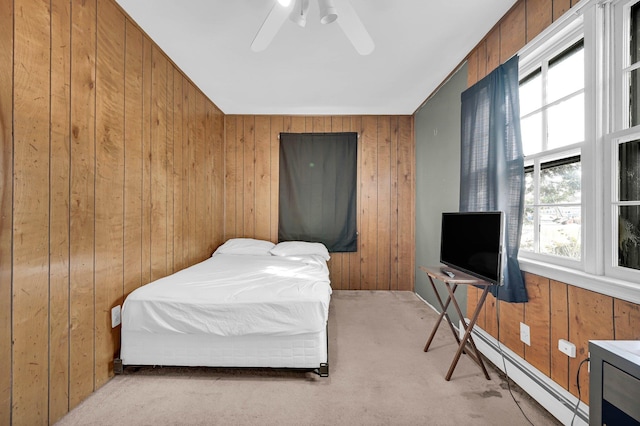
[115,0,517,115]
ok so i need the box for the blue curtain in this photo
[460,56,527,303]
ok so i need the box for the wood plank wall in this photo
[224,115,415,291]
[0,0,224,423]
[462,0,640,404]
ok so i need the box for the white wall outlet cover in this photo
[520,322,531,346]
[558,339,576,358]
[111,305,121,328]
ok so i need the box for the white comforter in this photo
[122,253,332,337]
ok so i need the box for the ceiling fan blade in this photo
[251,1,294,52]
[334,0,374,55]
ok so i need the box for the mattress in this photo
[120,252,332,368]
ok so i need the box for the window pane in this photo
[619,206,640,270]
[539,205,581,259]
[631,4,640,126]
[521,207,535,252]
[540,160,581,204]
[521,112,543,156]
[524,169,534,205]
[630,69,640,127]
[548,45,584,104]
[520,71,542,116]
[619,139,640,201]
[547,94,584,149]
[631,2,640,64]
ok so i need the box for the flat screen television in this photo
[440,211,504,285]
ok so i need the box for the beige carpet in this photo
[56,291,560,426]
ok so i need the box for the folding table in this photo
[420,265,493,381]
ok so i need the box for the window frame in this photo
[607,0,640,283]
[517,15,586,269]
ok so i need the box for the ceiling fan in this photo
[251,0,375,55]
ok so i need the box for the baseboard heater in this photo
[466,320,589,425]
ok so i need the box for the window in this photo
[278,132,358,252]
[617,140,640,270]
[519,40,584,263]
[513,0,640,297]
[608,0,640,282]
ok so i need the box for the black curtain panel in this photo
[278,132,357,252]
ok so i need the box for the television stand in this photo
[420,266,493,381]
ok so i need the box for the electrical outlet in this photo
[520,322,531,346]
[558,339,576,357]
[111,305,121,328]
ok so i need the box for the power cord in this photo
[570,357,590,426]
[495,287,535,426]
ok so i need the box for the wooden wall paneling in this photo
[243,116,255,238]
[466,49,480,87]
[389,117,399,291]
[568,286,614,403]
[188,84,198,262]
[269,116,283,243]
[166,68,175,272]
[180,78,190,263]
[397,115,414,291]
[234,116,245,239]
[222,114,414,292]
[95,0,125,387]
[213,107,225,248]
[0,0,12,421]
[12,0,51,422]
[523,273,551,376]
[150,47,168,281]
[195,92,207,261]
[477,41,489,81]
[500,1,526,62]
[255,116,271,241]
[349,116,363,290]
[141,37,152,285]
[123,21,144,297]
[486,28,501,75]
[328,116,345,290]
[171,72,183,271]
[527,0,553,42]
[498,300,525,359]
[550,280,569,389]
[69,0,96,408]
[224,116,237,240]
[360,116,379,290]
[553,0,572,21]
[341,116,355,288]
[376,117,391,290]
[290,116,306,132]
[204,102,214,255]
[467,287,483,329]
[484,294,499,339]
[49,0,71,420]
[614,299,640,339]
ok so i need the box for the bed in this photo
[117,239,332,376]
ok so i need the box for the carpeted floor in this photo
[56,291,561,425]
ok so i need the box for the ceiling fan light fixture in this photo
[318,0,338,24]
[289,0,310,27]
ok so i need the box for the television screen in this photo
[440,211,504,285]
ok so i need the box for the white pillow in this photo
[270,241,330,261]
[213,238,275,256]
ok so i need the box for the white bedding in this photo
[122,253,332,340]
